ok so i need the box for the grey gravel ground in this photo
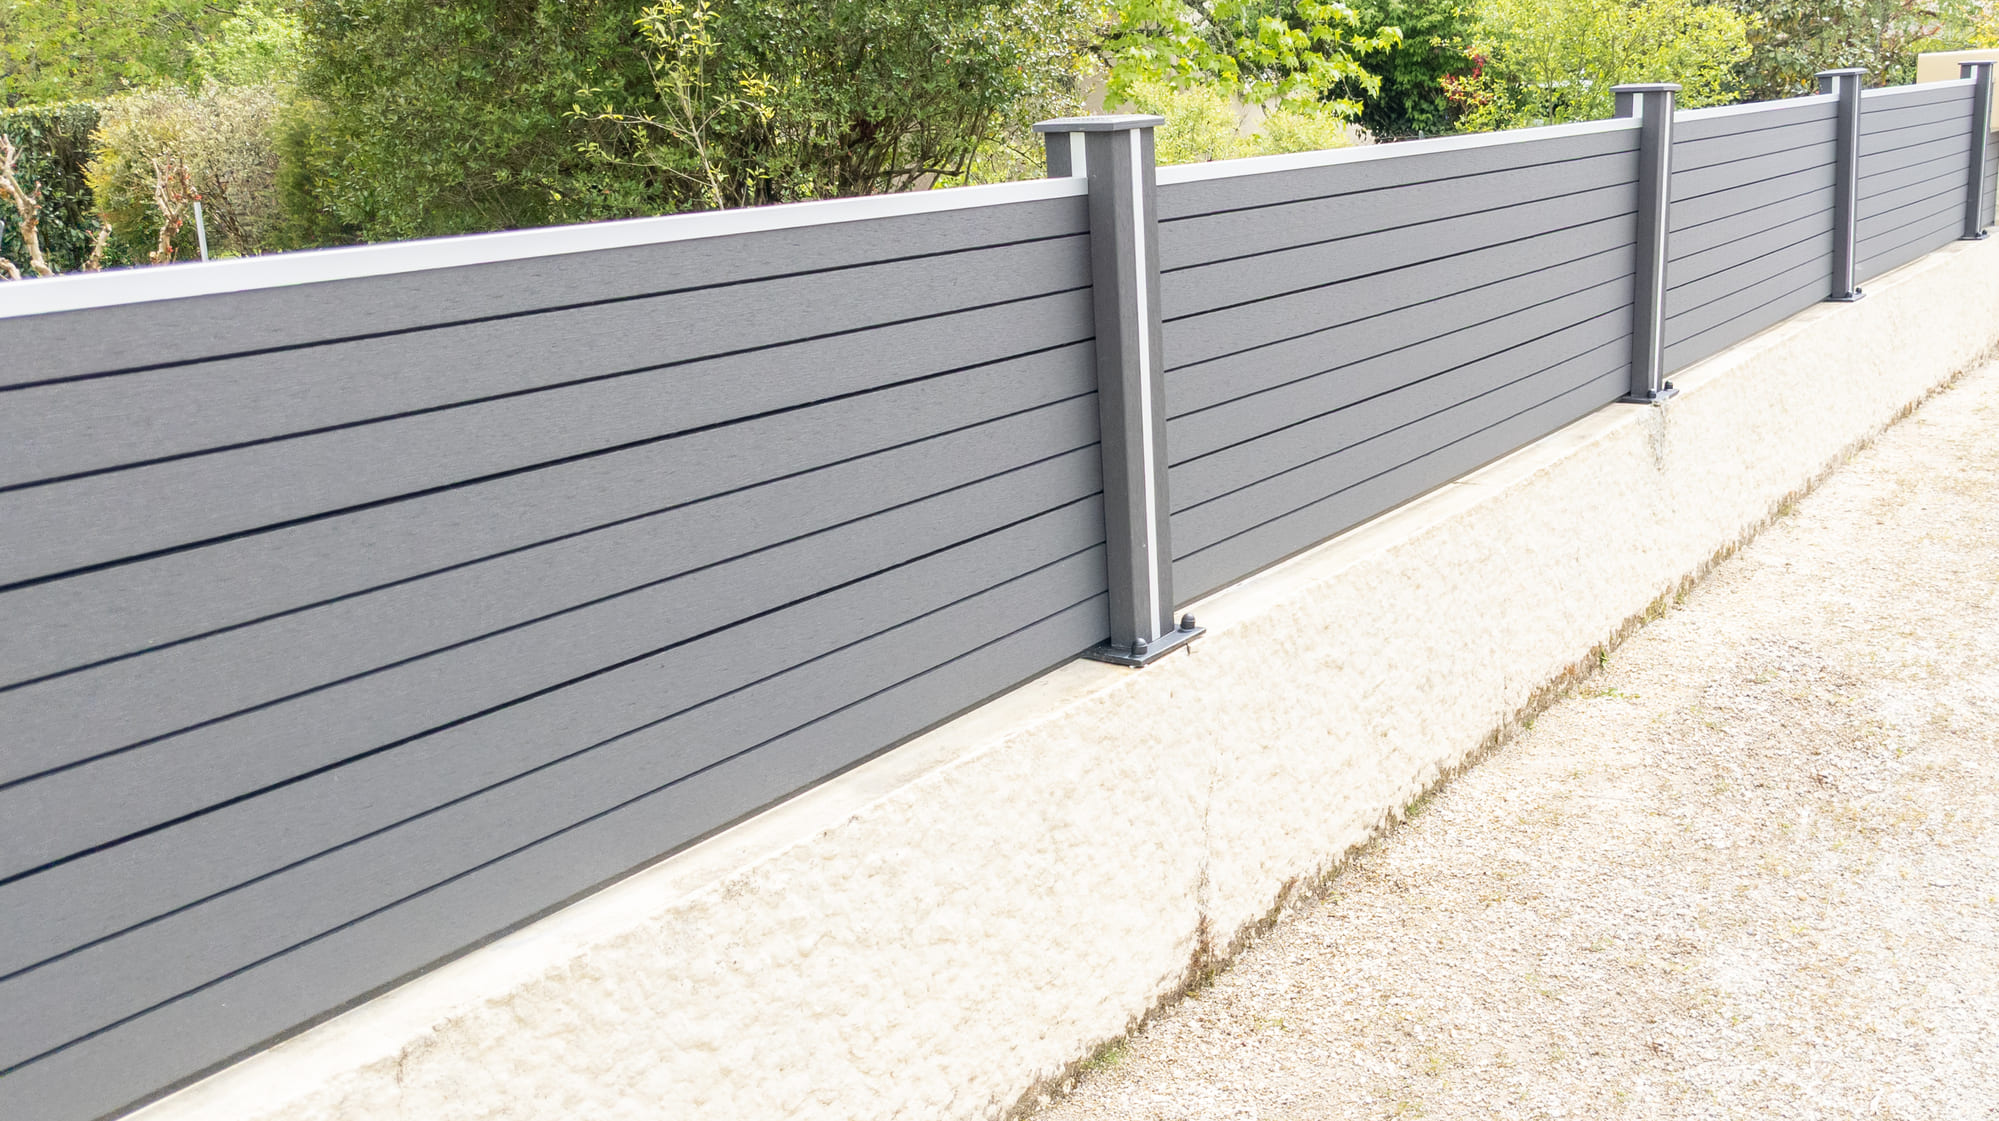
[1032,359,1999,1121]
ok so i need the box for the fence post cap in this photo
[1607,82,1682,94]
[1033,115,1166,134]
[1959,59,1997,76]
[1815,67,1869,78]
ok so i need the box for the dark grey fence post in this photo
[1613,83,1680,404]
[1819,68,1867,300]
[1035,114,1201,666]
[1961,60,1995,240]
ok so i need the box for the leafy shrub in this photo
[87,83,285,261]
[1120,79,1360,164]
[1451,0,1750,131]
[0,101,120,271]
[1335,0,1478,138]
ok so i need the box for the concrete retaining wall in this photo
[131,235,1999,1121]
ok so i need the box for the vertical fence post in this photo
[1819,68,1867,300]
[1960,60,1995,240]
[1035,114,1201,666]
[1613,83,1680,404]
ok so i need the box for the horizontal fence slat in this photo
[1154,125,1637,221]
[1171,347,1626,600]
[1663,269,1829,372]
[1157,151,1635,271]
[0,242,1092,587]
[1857,177,1965,240]
[1670,182,1833,262]
[1856,207,1963,282]
[1859,150,1968,208]
[1166,245,1635,419]
[0,394,1098,795]
[1858,122,1974,172]
[1671,143,1831,201]
[1170,335,1627,559]
[1673,95,1836,143]
[1168,278,1630,464]
[1670,163,1834,230]
[1665,250,1833,349]
[1857,94,1978,136]
[1163,212,1633,371]
[0,194,1089,387]
[1859,80,1975,112]
[1671,112,1835,173]
[0,495,1104,981]
[0,589,1110,1121]
[1169,308,1627,512]
[0,349,1096,790]
[1160,181,1633,320]
[1666,224,1835,314]
[0,271,1092,491]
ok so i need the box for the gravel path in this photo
[1032,359,1999,1121]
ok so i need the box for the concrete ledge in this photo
[133,236,1999,1121]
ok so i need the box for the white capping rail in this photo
[0,174,1090,321]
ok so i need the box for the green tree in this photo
[0,0,241,105]
[292,0,653,239]
[1335,0,1477,137]
[1724,0,1978,97]
[576,0,1091,209]
[1101,0,1401,116]
[1450,0,1750,131]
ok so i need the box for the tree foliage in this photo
[1450,0,1750,131]
[575,0,1090,209]
[1724,0,1978,97]
[1102,0,1400,116]
[0,101,119,270]
[87,83,286,259]
[1334,0,1477,137]
[0,0,243,106]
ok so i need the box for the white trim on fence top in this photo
[0,175,1090,321]
[1152,116,1639,187]
[1674,91,1839,123]
[1859,76,1978,101]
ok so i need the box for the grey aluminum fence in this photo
[1,67,1993,1121]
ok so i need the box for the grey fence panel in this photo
[1985,132,1998,226]
[1171,337,1629,602]
[1661,99,1838,373]
[0,186,1110,1121]
[1853,84,1977,285]
[1152,129,1638,599]
[0,195,1089,387]
[0,590,1112,1121]
[1673,94,1838,144]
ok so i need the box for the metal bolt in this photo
[1130,638,1149,657]
[1180,614,1196,631]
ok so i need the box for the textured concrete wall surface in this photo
[129,236,1999,1121]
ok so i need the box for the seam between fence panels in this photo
[1857,197,1967,248]
[1162,238,1632,375]
[1168,302,1630,471]
[0,575,1112,1077]
[1671,158,1836,205]
[1169,331,1629,519]
[0,395,1103,787]
[0,503,1109,984]
[1153,116,1637,191]
[1666,250,1831,329]
[1670,207,1836,267]
[1669,181,1833,241]
[1672,128,1839,175]
[1160,179,1636,276]
[1171,348,1626,560]
[1858,211,1966,263]
[1166,271,1631,427]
